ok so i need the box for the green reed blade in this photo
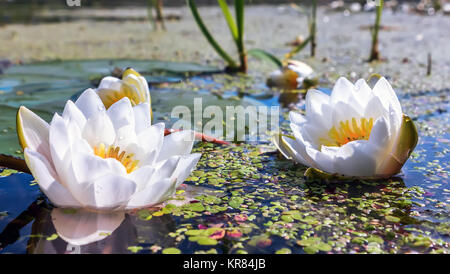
[310,0,317,57]
[218,0,238,41]
[247,49,283,68]
[147,0,156,30]
[368,0,383,61]
[187,0,237,67]
[235,0,245,53]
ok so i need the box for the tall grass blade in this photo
[218,0,238,41]
[147,0,156,30]
[234,0,247,71]
[235,0,245,52]
[310,0,317,57]
[369,0,383,61]
[187,0,237,67]
[247,49,283,68]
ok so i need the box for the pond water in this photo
[0,60,448,254]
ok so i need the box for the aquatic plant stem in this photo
[369,0,383,61]
[156,0,166,31]
[0,154,29,174]
[164,129,230,145]
[147,0,156,30]
[310,0,317,57]
[235,0,247,72]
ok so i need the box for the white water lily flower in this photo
[267,60,314,89]
[17,88,201,211]
[273,76,418,178]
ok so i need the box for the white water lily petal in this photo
[363,95,387,121]
[62,100,87,132]
[70,152,127,184]
[129,184,174,209]
[24,149,82,208]
[133,103,152,134]
[368,116,391,150]
[128,166,155,192]
[115,125,138,149]
[289,111,306,126]
[330,77,355,105]
[125,178,175,209]
[157,130,195,162]
[49,113,76,186]
[82,111,116,147]
[331,101,362,129]
[333,140,378,177]
[305,89,332,129]
[300,123,325,146]
[49,113,74,162]
[172,153,202,188]
[136,122,165,155]
[152,156,181,183]
[281,136,311,167]
[17,106,51,162]
[373,77,402,115]
[106,97,135,132]
[77,173,137,211]
[97,76,122,91]
[290,123,317,153]
[305,146,335,174]
[75,88,106,119]
[353,79,373,110]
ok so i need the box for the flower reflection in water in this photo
[14,184,215,254]
[52,209,126,247]
[27,207,177,254]
[29,208,128,254]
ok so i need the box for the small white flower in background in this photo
[267,60,314,90]
[17,70,201,211]
[95,68,152,119]
[273,76,418,178]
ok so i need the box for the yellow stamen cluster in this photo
[319,117,374,147]
[93,143,139,173]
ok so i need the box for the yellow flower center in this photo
[319,117,374,147]
[93,143,139,173]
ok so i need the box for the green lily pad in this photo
[162,247,182,254]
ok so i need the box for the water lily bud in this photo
[267,60,314,90]
[96,68,153,121]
